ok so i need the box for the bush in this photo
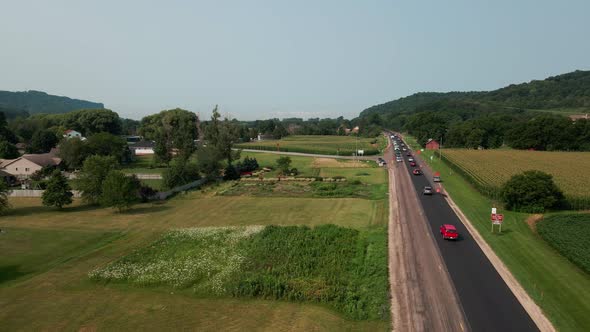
[223,164,240,181]
[162,158,201,189]
[138,185,157,202]
[501,170,564,213]
[236,157,259,172]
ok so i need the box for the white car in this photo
[396,157,403,162]
[408,157,414,162]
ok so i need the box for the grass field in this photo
[236,135,384,156]
[442,149,590,198]
[405,135,590,331]
[122,155,167,174]
[0,151,390,331]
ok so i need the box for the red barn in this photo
[425,139,440,150]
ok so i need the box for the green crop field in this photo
[538,213,590,274]
[0,151,390,331]
[235,135,384,156]
[405,135,590,331]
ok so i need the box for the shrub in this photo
[501,170,564,213]
[223,164,240,181]
[236,157,259,172]
[138,185,157,202]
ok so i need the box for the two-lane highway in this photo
[392,134,538,331]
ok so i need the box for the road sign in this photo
[491,213,497,221]
[491,207,497,214]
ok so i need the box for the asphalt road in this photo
[392,135,538,332]
[386,143,468,331]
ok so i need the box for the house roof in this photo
[130,140,155,148]
[1,148,62,168]
[64,129,80,134]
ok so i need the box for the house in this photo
[0,148,62,180]
[129,140,155,155]
[257,133,275,141]
[569,114,589,121]
[63,129,83,139]
[425,139,440,150]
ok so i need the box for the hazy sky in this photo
[1,0,589,120]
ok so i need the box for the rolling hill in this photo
[0,90,104,115]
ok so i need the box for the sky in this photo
[1,0,589,120]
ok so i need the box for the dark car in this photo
[409,161,416,167]
[412,169,422,175]
[423,186,433,195]
[433,176,441,182]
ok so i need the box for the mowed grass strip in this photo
[405,135,590,331]
[443,149,590,198]
[0,227,121,286]
[91,225,389,321]
[236,135,381,156]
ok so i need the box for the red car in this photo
[440,224,459,240]
[412,169,422,175]
[409,161,416,167]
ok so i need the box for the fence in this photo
[9,189,82,198]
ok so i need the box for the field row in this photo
[235,135,383,156]
[442,149,590,198]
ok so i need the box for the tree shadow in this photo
[0,265,28,284]
[4,204,104,217]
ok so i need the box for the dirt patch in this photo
[526,214,544,233]
[312,158,369,168]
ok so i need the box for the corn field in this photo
[443,149,590,209]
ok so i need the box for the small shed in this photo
[425,139,440,150]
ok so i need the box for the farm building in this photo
[425,139,440,150]
[129,140,155,155]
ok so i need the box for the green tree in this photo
[28,129,59,153]
[139,108,198,162]
[0,180,10,214]
[100,171,139,212]
[42,170,73,209]
[501,170,565,212]
[58,138,88,169]
[85,132,128,162]
[204,106,241,164]
[162,158,201,189]
[78,155,119,204]
[196,146,222,180]
[0,140,19,159]
[276,156,292,175]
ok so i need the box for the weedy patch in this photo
[89,226,264,294]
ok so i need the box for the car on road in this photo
[412,169,422,175]
[406,152,411,156]
[423,186,433,195]
[402,147,407,151]
[409,161,416,167]
[408,157,414,162]
[433,176,441,182]
[396,157,403,162]
[440,224,459,240]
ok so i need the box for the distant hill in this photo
[0,90,104,115]
[0,106,30,119]
[360,70,590,118]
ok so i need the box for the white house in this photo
[129,140,155,155]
